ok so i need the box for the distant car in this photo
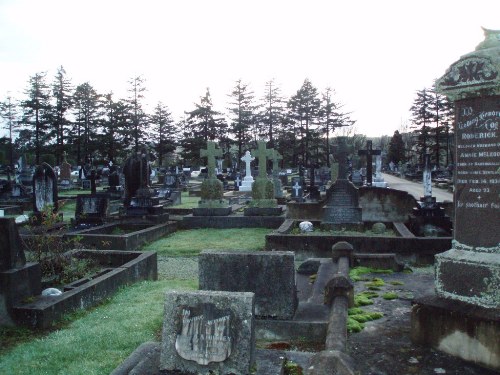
[190,170,201,178]
[71,170,79,177]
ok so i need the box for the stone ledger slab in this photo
[160,290,255,375]
[199,250,297,319]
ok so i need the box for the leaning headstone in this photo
[160,290,255,375]
[32,163,59,214]
[412,28,500,371]
[199,250,297,319]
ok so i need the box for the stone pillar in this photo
[411,28,500,372]
[434,28,500,309]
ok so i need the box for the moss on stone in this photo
[349,267,393,282]
[382,292,398,300]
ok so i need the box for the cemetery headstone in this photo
[160,290,255,375]
[291,178,304,202]
[32,163,59,214]
[199,250,297,319]
[433,30,500,306]
[239,151,255,192]
[270,149,283,198]
[322,137,362,228]
[358,140,381,186]
[372,154,388,188]
[411,28,500,371]
[59,152,72,187]
[0,217,41,326]
[308,165,321,201]
[74,193,109,227]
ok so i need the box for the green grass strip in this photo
[142,228,271,257]
[0,279,196,375]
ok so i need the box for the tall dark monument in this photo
[411,28,500,371]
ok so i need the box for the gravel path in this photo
[157,256,199,280]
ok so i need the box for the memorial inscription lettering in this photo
[454,96,500,248]
[175,304,232,365]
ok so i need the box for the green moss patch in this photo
[389,281,405,286]
[365,277,385,288]
[382,292,399,300]
[349,267,393,282]
[347,307,383,333]
[354,291,379,307]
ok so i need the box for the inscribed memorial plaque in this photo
[454,97,500,249]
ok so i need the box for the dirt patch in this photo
[347,268,497,375]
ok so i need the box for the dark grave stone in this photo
[358,140,381,186]
[0,217,41,326]
[291,177,304,202]
[59,152,72,186]
[32,163,59,214]
[74,193,109,227]
[199,250,297,319]
[160,290,255,375]
[123,148,167,221]
[81,179,91,190]
[0,217,26,271]
[322,137,362,228]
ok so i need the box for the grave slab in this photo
[199,250,297,319]
[160,290,255,375]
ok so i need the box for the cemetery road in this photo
[381,173,453,202]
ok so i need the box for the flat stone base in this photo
[435,248,500,308]
[411,295,500,371]
[192,207,232,216]
[244,207,283,216]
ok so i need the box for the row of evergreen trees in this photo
[0,66,356,170]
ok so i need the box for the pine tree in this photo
[319,87,355,167]
[19,72,52,164]
[51,66,73,165]
[260,79,285,149]
[410,88,435,164]
[227,80,258,168]
[150,102,176,167]
[186,88,226,142]
[72,83,102,164]
[0,95,19,168]
[126,75,148,152]
[287,79,321,166]
[388,130,406,164]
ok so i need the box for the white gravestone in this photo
[239,151,255,192]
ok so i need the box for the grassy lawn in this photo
[0,228,271,374]
[0,279,196,375]
[170,194,200,209]
[142,228,272,256]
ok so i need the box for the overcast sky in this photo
[1,0,499,138]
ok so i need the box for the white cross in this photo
[241,151,255,178]
[293,181,301,196]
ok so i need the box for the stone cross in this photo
[358,140,381,186]
[269,149,282,177]
[251,141,273,179]
[240,151,255,179]
[423,153,432,198]
[292,181,301,196]
[200,141,222,179]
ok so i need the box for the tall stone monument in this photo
[322,137,362,229]
[411,28,500,371]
